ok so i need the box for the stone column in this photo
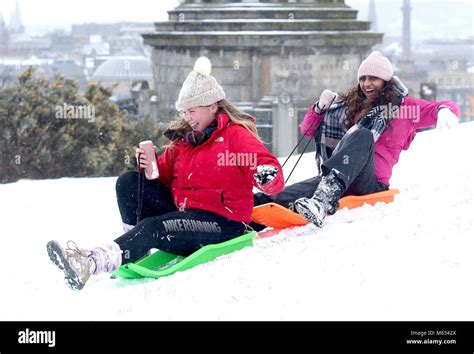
[144,0,383,155]
[272,92,297,157]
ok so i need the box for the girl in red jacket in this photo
[47,57,284,291]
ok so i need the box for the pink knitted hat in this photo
[357,51,393,81]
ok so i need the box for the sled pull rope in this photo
[282,95,336,184]
[137,152,145,224]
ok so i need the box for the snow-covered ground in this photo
[1,123,473,321]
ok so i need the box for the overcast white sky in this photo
[0,0,178,30]
[0,0,472,39]
[347,0,473,39]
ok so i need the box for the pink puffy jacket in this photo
[300,97,460,186]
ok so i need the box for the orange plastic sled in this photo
[252,189,399,229]
[338,188,399,209]
[252,203,308,229]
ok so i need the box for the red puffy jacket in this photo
[156,113,284,223]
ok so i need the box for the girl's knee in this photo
[355,127,372,139]
[116,171,138,195]
[351,127,374,148]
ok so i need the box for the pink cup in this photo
[139,140,159,180]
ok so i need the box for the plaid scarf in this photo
[314,76,408,150]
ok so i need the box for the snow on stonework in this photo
[0,123,473,320]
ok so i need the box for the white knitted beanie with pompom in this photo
[175,57,226,111]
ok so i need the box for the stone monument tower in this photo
[368,0,377,32]
[143,0,382,156]
[398,0,417,95]
[402,0,411,59]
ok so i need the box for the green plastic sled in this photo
[113,231,256,279]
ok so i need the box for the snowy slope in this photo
[0,123,473,321]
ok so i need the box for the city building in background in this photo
[0,0,473,154]
[143,0,383,155]
[0,0,155,118]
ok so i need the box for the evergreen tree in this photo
[0,67,163,183]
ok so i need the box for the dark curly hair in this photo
[339,78,404,130]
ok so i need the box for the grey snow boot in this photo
[294,170,345,227]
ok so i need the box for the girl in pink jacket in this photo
[293,51,460,227]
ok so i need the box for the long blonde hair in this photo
[166,99,262,143]
[216,99,262,142]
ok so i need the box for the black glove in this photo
[253,165,278,186]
